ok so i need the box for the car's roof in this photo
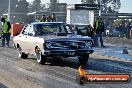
[31,22,65,25]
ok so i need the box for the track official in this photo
[94,16,105,47]
[1,18,11,47]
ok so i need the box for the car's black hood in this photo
[43,34,93,42]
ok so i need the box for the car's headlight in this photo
[85,41,93,49]
[45,42,52,48]
[70,42,77,46]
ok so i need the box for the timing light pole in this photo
[99,0,101,16]
[7,0,11,21]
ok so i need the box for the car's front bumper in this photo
[42,49,94,57]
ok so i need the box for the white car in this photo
[13,22,94,65]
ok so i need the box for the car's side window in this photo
[34,25,46,36]
[21,25,27,34]
[22,25,29,35]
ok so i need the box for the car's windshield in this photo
[34,23,69,36]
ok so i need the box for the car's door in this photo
[25,24,45,55]
[26,25,36,54]
[29,25,44,54]
[18,25,30,53]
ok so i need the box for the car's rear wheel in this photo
[18,46,28,59]
[35,47,47,65]
[78,54,89,65]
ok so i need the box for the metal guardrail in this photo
[3,12,132,20]
[5,12,132,16]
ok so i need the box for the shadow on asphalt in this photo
[28,56,80,69]
[48,57,79,69]
[86,58,132,73]
[48,57,132,73]
[0,83,8,88]
[28,56,132,73]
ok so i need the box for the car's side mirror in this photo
[28,33,33,36]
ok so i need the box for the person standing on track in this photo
[1,17,11,47]
[94,16,105,47]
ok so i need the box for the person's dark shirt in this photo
[51,15,56,22]
[98,21,102,29]
[94,20,104,33]
[40,17,46,22]
[7,21,11,32]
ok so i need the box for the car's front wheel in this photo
[35,47,47,65]
[18,46,28,59]
[78,54,89,65]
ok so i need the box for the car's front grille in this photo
[45,40,92,50]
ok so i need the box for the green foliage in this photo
[48,0,66,12]
[48,0,58,11]
[15,0,29,13]
[81,0,95,3]
[0,0,18,16]
[113,19,128,27]
[29,0,46,12]
[14,0,29,23]
[11,0,18,12]
[81,0,121,13]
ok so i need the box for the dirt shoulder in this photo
[0,68,42,88]
[104,37,132,48]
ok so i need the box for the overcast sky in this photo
[27,0,132,13]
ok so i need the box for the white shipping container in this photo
[0,21,2,30]
[66,9,94,26]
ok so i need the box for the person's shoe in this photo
[0,36,2,39]
[2,44,5,47]
[6,45,10,48]
[6,43,9,47]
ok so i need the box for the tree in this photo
[48,0,58,11]
[81,0,94,3]
[15,0,29,13]
[11,0,18,12]
[48,0,66,12]
[15,0,29,23]
[29,0,46,12]
[81,0,121,13]
[28,0,46,23]
[0,0,8,16]
[0,0,18,16]
[47,0,67,22]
